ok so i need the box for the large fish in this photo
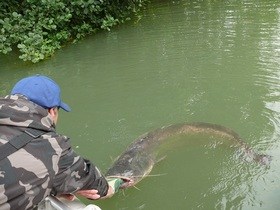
[105,122,270,188]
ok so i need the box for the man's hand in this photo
[75,189,101,200]
[59,189,102,201]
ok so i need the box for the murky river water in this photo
[1,0,280,209]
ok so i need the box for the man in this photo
[0,75,122,210]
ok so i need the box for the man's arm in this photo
[74,177,124,199]
[51,137,110,198]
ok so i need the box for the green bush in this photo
[0,0,149,63]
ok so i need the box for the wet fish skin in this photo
[106,122,270,188]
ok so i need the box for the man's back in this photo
[0,95,109,210]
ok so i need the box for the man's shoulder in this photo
[41,131,71,151]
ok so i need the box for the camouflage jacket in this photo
[0,95,109,210]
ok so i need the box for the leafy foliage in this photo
[0,0,149,63]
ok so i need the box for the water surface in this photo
[1,0,280,209]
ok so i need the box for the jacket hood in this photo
[0,95,55,132]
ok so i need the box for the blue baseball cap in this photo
[11,75,71,112]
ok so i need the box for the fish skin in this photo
[105,122,271,188]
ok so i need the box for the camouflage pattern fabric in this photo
[0,95,109,210]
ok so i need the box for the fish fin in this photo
[109,156,114,161]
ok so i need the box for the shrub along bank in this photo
[0,0,149,63]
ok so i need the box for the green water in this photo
[1,0,280,209]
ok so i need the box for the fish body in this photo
[106,122,270,187]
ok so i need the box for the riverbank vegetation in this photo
[0,0,150,63]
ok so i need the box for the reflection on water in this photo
[1,0,280,209]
